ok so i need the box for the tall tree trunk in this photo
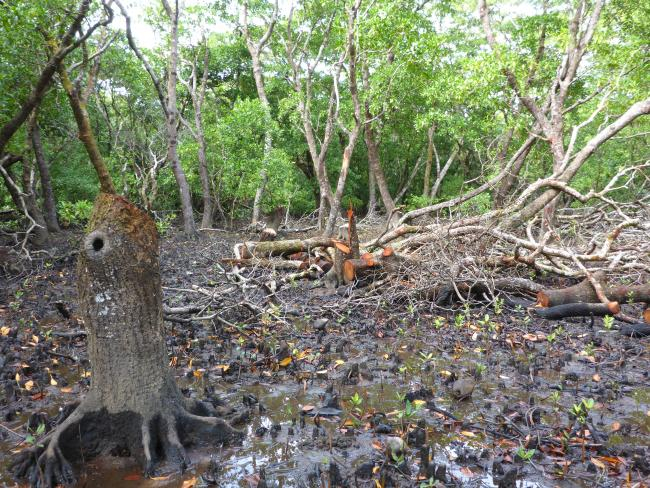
[164,0,195,234]
[324,0,362,237]
[29,116,60,232]
[12,194,241,488]
[362,63,394,215]
[243,1,278,225]
[422,123,436,197]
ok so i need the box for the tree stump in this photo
[13,193,242,488]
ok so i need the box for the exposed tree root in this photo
[12,394,243,488]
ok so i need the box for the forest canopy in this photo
[1,0,647,240]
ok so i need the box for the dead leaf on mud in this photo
[279,357,292,367]
[181,477,197,488]
[610,421,621,432]
[522,332,546,342]
[123,472,142,481]
[460,466,475,477]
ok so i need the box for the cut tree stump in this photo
[343,247,397,283]
[12,193,242,488]
[531,301,620,320]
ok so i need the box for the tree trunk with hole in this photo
[12,193,241,488]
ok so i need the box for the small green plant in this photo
[602,315,614,330]
[433,316,445,329]
[477,314,490,329]
[419,351,434,365]
[397,399,422,421]
[515,446,535,462]
[583,342,595,356]
[349,392,363,413]
[475,363,487,379]
[549,390,561,406]
[571,398,595,424]
[25,422,46,445]
[494,297,504,315]
[454,314,464,328]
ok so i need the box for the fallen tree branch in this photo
[531,302,619,320]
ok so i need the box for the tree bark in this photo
[493,137,535,208]
[324,0,362,236]
[532,302,620,320]
[163,0,196,234]
[244,1,278,225]
[12,193,240,488]
[239,236,339,259]
[29,116,60,232]
[362,63,394,214]
[430,144,459,199]
[422,123,436,197]
[537,274,650,308]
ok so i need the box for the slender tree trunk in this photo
[194,48,213,229]
[244,1,278,225]
[422,123,436,197]
[0,157,49,247]
[29,117,60,232]
[493,138,535,207]
[324,0,362,237]
[367,166,377,215]
[362,63,394,215]
[430,145,459,199]
[164,0,195,234]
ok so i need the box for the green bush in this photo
[58,200,93,227]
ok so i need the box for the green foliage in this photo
[58,200,93,228]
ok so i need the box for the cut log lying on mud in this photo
[343,247,397,283]
[238,237,338,259]
[537,273,650,307]
[531,302,620,320]
[222,258,309,271]
[645,307,650,324]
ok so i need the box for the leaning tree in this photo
[11,5,241,488]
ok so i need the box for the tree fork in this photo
[12,193,242,487]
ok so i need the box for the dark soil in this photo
[1,228,649,487]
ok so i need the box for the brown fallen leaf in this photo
[123,472,142,481]
[181,477,197,488]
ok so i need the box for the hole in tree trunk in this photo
[92,238,104,252]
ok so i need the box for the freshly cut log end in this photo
[607,301,621,314]
[644,307,650,324]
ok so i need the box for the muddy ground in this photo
[0,227,648,487]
